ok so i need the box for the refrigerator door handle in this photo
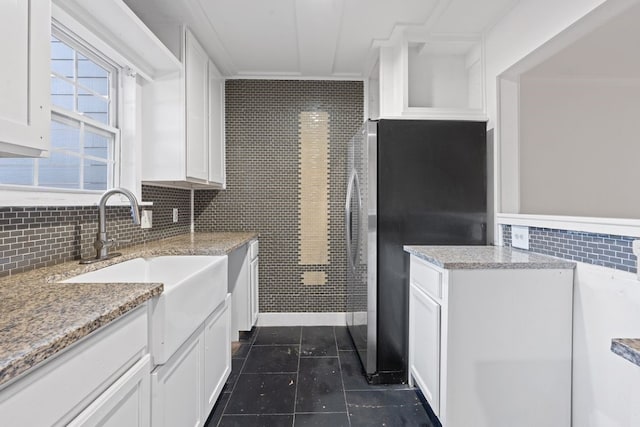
[345,170,362,272]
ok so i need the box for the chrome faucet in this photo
[80,188,141,264]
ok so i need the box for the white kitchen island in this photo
[405,245,575,427]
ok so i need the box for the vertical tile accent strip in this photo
[299,111,330,272]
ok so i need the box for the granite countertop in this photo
[404,245,576,270]
[611,339,640,367]
[0,231,257,388]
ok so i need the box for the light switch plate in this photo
[512,225,530,250]
[141,210,152,229]
[172,208,179,223]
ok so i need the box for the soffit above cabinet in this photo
[53,0,181,81]
[123,0,520,78]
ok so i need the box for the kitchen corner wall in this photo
[0,185,191,277]
[194,79,364,313]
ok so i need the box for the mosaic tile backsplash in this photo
[501,224,637,273]
[0,185,191,277]
[194,79,364,313]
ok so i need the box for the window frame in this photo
[0,15,132,206]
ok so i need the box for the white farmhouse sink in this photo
[64,255,228,364]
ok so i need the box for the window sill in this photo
[0,187,152,207]
[496,213,640,238]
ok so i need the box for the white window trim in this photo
[0,7,143,207]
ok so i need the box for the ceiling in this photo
[124,0,520,78]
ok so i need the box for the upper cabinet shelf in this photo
[54,0,181,81]
[370,35,487,121]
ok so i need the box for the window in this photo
[0,29,119,191]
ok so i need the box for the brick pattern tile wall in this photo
[501,224,637,273]
[0,185,191,277]
[194,80,364,313]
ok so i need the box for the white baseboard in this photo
[257,312,347,327]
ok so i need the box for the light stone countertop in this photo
[404,245,576,270]
[0,232,257,387]
[611,339,640,367]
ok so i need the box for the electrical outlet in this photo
[512,225,530,250]
[140,210,152,229]
[172,208,179,223]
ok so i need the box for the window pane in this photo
[51,59,74,78]
[39,152,80,189]
[51,76,74,110]
[77,89,109,124]
[51,119,80,152]
[84,159,108,190]
[77,55,108,78]
[51,36,73,60]
[78,77,109,96]
[84,128,110,160]
[0,158,35,185]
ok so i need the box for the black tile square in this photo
[339,351,411,392]
[232,342,251,359]
[294,412,349,427]
[346,389,423,408]
[219,414,294,426]
[334,326,354,350]
[226,373,297,415]
[348,405,436,427]
[301,326,337,357]
[222,358,244,393]
[205,391,229,427]
[243,345,299,373]
[296,357,345,413]
[338,350,368,391]
[254,326,302,345]
[239,327,259,344]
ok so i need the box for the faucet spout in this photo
[80,187,141,264]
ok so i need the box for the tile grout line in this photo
[291,327,303,427]
[335,326,353,427]
[215,329,257,427]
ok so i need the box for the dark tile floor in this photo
[205,326,440,427]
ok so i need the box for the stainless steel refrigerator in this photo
[345,119,487,384]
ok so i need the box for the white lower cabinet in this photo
[408,283,440,415]
[68,355,151,427]
[408,254,574,427]
[229,240,259,340]
[204,297,232,415]
[0,305,149,426]
[151,294,231,427]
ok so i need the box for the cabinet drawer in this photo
[0,305,148,426]
[410,256,442,299]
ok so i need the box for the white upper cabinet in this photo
[0,0,50,157]
[142,28,225,189]
[374,35,486,121]
[185,30,209,182]
[208,60,225,186]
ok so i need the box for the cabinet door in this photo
[67,355,151,427]
[203,296,231,416]
[208,60,225,187]
[250,257,259,326]
[409,283,441,416]
[185,30,208,181]
[0,0,50,157]
[152,329,204,427]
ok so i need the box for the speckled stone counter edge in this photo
[611,339,640,367]
[404,245,576,270]
[0,232,257,387]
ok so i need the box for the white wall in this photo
[519,78,640,218]
[407,46,468,108]
[485,0,607,128]
[487,1,640,425]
